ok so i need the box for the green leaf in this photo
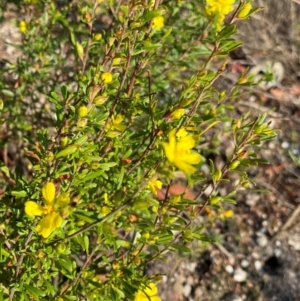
[156,233,173,244]
[56,255,74,273]
[74,135,88,146]
[171,243,191,253]
[141,10,162,24]
[117,167,124,190]
[56,145,78,158]
[73,210,97,223]
[11,190,27,198]
[216,24,237,40]
[79,169,103,182]
[23,284,46,297]
[0,166,10,177]
[61,85,69,100]
[223,198,236,204]
[47,91,61,107]
[99,162,117,171]
[142,41,162,50]
[1,89,14,97]
[84,235,89,254]
[0,243,10,258]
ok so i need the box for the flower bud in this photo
[229,160,240,170]
[238,3,252,18]
[60,136,68,147]
[56,243,67,254]
[78,106,88,118]
[210,196,222,205]
[77,118,88,128]
[93,33,102,41]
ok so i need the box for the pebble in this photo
[252,252,260,259]
[256,232,268,247]
[281,141,289,149]
[181,262,197,272]
[233,268,247,282]
[187,275,194,285]
[241,259,249,268]
[182,284,192,297]
[274,248,282,257]
[268,142,276,149]
[288,234,300,251]
[225,265,234,274]
[254,260,262,271]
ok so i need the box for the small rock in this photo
[281,141,289,149]
[241,259,249,268]
[288,234,300,251]
[256,233,268,247]
[274,248,282,257]
[186,275,194,285]
[254,260,262,271]
[182,284,192,297]
[233,268,247,282]
[182,262,197,272]
[225,265,234,274]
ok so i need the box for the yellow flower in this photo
[101,72,113,84]
[93,33,102,41]
[113,58,121,65]
[171,108,185,120]
[223,209,234,218]
[205,0,235,30]
[134,283,161,301]
[152,16,164,30]
[106,114,126,137]
[162,130,202,175]
[19,21,28,33]
[25,182,70,238]
[148,178,163,196]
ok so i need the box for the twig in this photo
[291,0,300,5]
[238,101,282,118]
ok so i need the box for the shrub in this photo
[0,0,274,300]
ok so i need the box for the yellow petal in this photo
[174,159,197,175]
[114,123,126,132]
[171,108,185,119]
[224,209,234,218]
[55,192,70,207]
[113,114,124,124]
[144,283,157,296]
[176,128,188,138]
[152,16,164,30]
[36,211,63,238]
[151,297,162,301]
[148,179,163,196]
[177,136,195,150]
[42,182,56,205]
[181,152,202,164]
[162,130,176,163]
[25,201,44,216]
